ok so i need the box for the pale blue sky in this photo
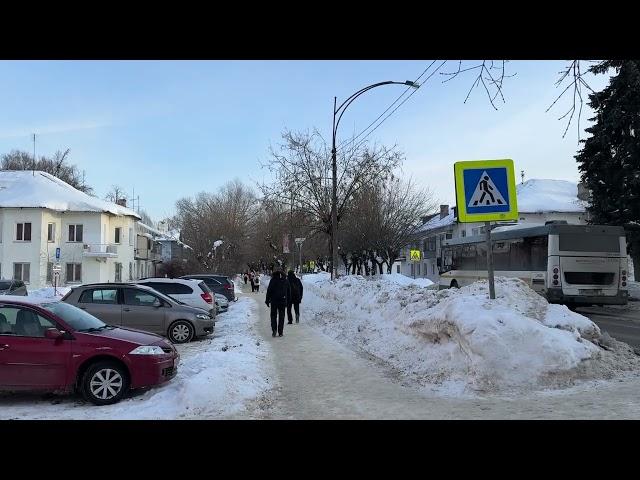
[0,60,609,220]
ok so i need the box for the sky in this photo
[0,60,611,221]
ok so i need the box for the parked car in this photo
[214,293,229,313]
[181,274,236,302]
[135,278,216,317]
[62,283,214,344]
[0,279,27,296]
[0,296,178,405]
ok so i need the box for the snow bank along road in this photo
[0,296,271,420]
[236,275,640,419]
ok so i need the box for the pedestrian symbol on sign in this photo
[468,171,507,207]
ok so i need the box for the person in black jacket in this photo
[286,270,303,324]
[265,270,291,337]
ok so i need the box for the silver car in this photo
[214,293,229,313]
[62,283,214,343]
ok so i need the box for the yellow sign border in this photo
[454,159,518,223]
[409,249,421,261]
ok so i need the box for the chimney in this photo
[577,183,590,202]
[115,198,127,207]
[440,204,449,219]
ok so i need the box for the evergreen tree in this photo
[575,60,640,278]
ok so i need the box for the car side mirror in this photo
[44,328,64,340]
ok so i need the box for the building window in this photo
[13,263,30,283]
[446,232,453,240]
[472,228,479,236]
[147,238,152,250]
[115,227,121,244]
[68,224,83,242]
[47,262,53,283]
[397,265,400,274]
[417,263,421,276]
[16,222,32,242]
[66,263,82,283]
[432,264,435,275]
[129,228,133,246]
[115,262,122,282]
[129,262,133,281]
[461,230,466,237]
[47,223,56,242]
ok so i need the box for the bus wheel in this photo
[450,280,459,289]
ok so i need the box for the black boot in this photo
[296,313,299,323]
[272,330,276,337]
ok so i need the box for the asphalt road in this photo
[577,301,640,350]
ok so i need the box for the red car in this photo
[0,296,179,405]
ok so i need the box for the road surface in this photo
[577,301,640,350]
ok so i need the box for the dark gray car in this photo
[0,279,27,296]
[62,283,214,343]
[181,274,236,302]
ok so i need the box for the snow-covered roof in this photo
[516,179,586,213]
[416,210,456,233]
[0,170,140,219]
[138,221,192,250]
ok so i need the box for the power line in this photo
[337,61,436,153]
[347,60,448,153]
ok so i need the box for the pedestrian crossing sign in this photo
[410,249,421,261]
[454,159,518,223]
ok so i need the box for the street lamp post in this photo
[330,80,419,280]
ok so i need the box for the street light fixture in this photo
[330,79,420,280]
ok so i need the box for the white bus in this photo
[438,222,629,305]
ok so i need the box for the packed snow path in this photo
[238,285,640,419]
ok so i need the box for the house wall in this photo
[0,207,137,289]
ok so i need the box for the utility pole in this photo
[520,170,525,184]
[290,190,295,271]
[32,134,36,176]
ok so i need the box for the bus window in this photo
[559,233,620,253]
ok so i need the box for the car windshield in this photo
[41,301,109,332]
[0,280,14,290]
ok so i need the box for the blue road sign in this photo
[454,159,518,222]
[55,247,61,260]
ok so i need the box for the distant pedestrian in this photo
[243,273,248,285]
[250,273,255,292]
[254,275,260,293]
[265,270,291,337]
[286,270,303,324]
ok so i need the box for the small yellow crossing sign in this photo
[410,249,421,262]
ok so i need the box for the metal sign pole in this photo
[485,221,495,299]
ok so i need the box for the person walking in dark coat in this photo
[265,270,291,337]
[286,270,303,324]
[250,273,255,292]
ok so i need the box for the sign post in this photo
[295,237,306,274]
[52,263,62,296]
[409,249,421,279]
[454,159,518,299]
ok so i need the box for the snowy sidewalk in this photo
[237,285,640,419]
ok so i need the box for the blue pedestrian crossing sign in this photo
[454,159,518,223]
[55,247,61,260]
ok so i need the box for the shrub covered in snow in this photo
[303,275,640,395]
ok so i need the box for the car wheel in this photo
[168,320,195,344]
[81,361,129,405]
[450,280,459,289]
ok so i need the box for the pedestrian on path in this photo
[265,270,291,337]
[254,275,260,293]
[243,272,248,285]
[250,273,255,292]
[287,270,303,324]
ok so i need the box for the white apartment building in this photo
[0,170,140,289]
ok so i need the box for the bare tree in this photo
[1,148,92,193]
[259,129,402,270]
[104,185,127,203]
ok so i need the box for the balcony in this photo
[83,244,118,258]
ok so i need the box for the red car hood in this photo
[81,326,165,346]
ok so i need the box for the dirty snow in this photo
[0,170,140,218]
[0,297,271,419]
[302,275,640,396]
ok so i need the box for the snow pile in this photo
[0,171,140,218]
[303,275,640,395]
[516,179,586,213]
[628,281,640,301]
[0,297,272,419]
[379,273,434,288]
[28,287,71,299]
